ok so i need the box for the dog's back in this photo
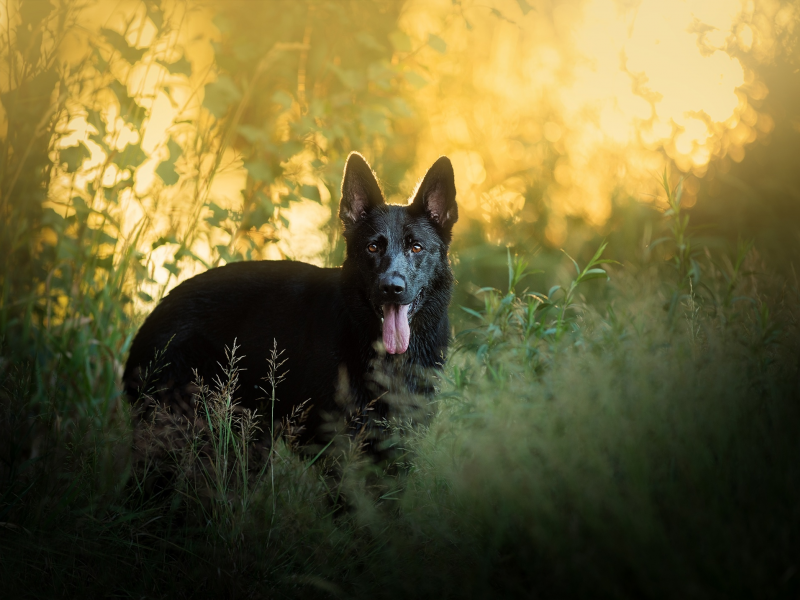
[124,261,353,428]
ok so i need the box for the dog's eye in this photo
[367,243,379,253]
[411,243,423,254]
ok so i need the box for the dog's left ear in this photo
[411,156,458,232]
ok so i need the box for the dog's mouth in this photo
[379,288,424,355]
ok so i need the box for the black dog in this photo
[123,152,458,449]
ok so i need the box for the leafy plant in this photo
[190,341,263,534]
[458,242,618,376]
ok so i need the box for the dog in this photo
[123,152,458,452]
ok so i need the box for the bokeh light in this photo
[399,0,793,243]
[2,0,796,295]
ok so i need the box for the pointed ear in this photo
[339,152,385,226]
[411,156,458,231]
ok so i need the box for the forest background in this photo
[1,1,800,598]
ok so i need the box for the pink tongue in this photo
[382,303,411,354]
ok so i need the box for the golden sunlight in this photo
[24,0,796,290]
[400,0,790,243]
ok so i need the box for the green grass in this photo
[2,233,799,599]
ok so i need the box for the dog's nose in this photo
[380,274,405,298]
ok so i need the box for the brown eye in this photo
[411,243,423,253]
[367,243,379,253]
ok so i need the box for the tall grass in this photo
[3,212,800,598]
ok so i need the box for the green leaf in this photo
[86,109,108,150]
[403,70,428,89]
[42,208,66,232]
[144,0,164,31]
[359,108,390,135]
[246,192,274,229]
[515,0,534,14]
[205,202,229,226]
[19,0,50,28]
[427,34,447,54]
[237,125,269,145]
[174,248,210,269]
[245,192,275,229]
[301,184,321,203]
[203,75,241,119]
[157,56,192,77]
[389,31,412,52]
[155,137,182,185]
[109,80,146,127]
[163,261,180,276]
[244,161,272,182]
[367,62,395,90]
[137,291,154,303]
[96,256,114,270]
[561,250,580,275]
[586,241,608,268]
[103,178,133,203]
[152,235,177,249]
[356,32,386,52]
[156,161,178,186]
[331,65,366,91]
[507,248,514,289]
[215,244,235,263]
[578,269,609,282]
[72,195,90,217]
[547,285,562,299]
[272,90,293,110]
[460,306,485,321]
[661,167,670,196]
[92,45,108,70]
[674,178,684,205]
[100,28,146,63]
[649,237,671,249]
[112,143,147,170]
[60,142,90,173]
[165,137,182,162]
[95,229,118,247]
[388,97,413,118]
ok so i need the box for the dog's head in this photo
[339,152,458,354]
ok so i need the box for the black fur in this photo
[123,152,458,448]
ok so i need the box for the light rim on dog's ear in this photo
[339,152,385,225]
[411,155,458,232]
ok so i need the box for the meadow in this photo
[1,1,799,598]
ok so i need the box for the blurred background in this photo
[1,0,799,366]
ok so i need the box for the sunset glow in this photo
[400,0,791,242]
[4,0,793,292]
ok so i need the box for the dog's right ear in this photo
[339,152,385,226]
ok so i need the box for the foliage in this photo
[0,0,413,413]
[2,230,799,598]
[456,242,618,385]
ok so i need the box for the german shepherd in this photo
[123,152,458,449]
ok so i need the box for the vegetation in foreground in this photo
[3,190,800,598]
